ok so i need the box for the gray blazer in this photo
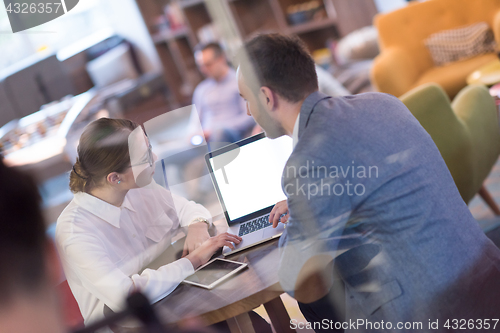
[278,91,500,331]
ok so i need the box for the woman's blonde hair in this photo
[70,118,139,193]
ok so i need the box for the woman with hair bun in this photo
[56,118,241,328]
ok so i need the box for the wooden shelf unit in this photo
[178,0,205,8]
[287,17,337,35]
[152,26,190,44]
[135,0,377,106]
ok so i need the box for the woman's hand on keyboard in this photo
[269,200,289,228]
[184,232,242,269]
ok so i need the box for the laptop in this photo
[205,133,293,256]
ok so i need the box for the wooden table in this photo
[118,218,296,333]
[152,239,295,333]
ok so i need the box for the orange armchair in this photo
[371,0,500,98]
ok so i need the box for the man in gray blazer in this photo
[237,33,500,332]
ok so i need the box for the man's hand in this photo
[183,222,210,257]
[185,233,242,269]
[269,200,289,228]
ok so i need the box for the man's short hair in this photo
[194,41,225,59]
[239,33,318,103]
[0,158,47,304]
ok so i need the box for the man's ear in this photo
[259,86,276,112]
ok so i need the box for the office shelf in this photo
[135,0,377,106]
[152,27,190,44]
[287,18,337,35]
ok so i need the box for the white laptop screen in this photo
[209,135,293,221]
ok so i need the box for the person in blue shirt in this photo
[192,42,255,146]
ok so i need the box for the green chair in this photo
[400,83,500,215]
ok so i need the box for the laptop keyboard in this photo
[238,214,270,236]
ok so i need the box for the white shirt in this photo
[292,114,300,148]
[55,181,211,326]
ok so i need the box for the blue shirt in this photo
[192,68,255,134]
